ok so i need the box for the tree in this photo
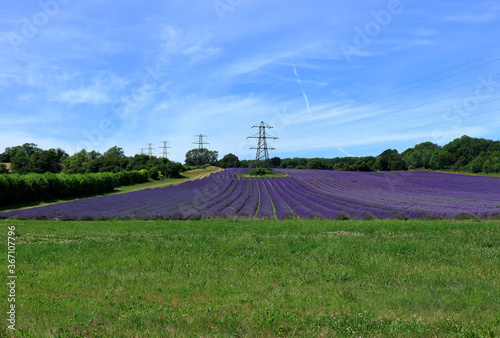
[149,166,160,180]
[388,153,408,171]
[63,150,89,174]
[351,160,371,172]
[185,148,218,166]
[269,156,281,168]
[10,149,29,173]
[88,150,101,160]
[20,143,42,157]
[307,158,330,170]
[429,149,455,170]
[0,148,11,162]
[466,155,486,173]
[0,164,8,174]
[482,151,500,173]
[103,146,125,158]
[374,156,389,171]
[101,146,126,172]
[374,149,398,171]
[27,149,61,173]
[219,153,240,168]
[408,142,439,169]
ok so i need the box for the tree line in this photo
[0,170,151,207]
[0,144,184,178]
[220,135,500,174]
[2,135,499,176]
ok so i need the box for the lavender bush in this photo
[2,168,500,221]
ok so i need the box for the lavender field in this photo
[2,169,500,221]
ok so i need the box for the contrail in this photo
[291,57,312,118]
[337,146,355,157]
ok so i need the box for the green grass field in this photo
[1,219,499,337]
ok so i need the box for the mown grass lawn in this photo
[1,219,499,337]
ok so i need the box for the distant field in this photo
[1,219,498,336]
[0,166,221,212]
[2,168,500,221]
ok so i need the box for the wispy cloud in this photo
[54,74,128,105]
[291,56,312,118]
[443,13,498,24]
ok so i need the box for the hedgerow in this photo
[0,170,149,206]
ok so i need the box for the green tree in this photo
[374,156,389,171]
[149,166,160,180]
[20,143,42,157]
[408,142,439,169]
[185,148,218,166]
[466,155,486,173]
[0,148,12,162]
[63,150,89,174]
[10,149,29,173]
[100,146,126,172]
[351,160,371,172]
[388,153,408,171]
[482,151,500,173]
[429,149,455,170]
[269,156,281,168]
[27,149,61,173]
[0,164,8,174]
[307,158,330,170]
[219,153,240,168]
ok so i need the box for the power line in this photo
[362,50,500,101]
[288,54,500,123]
[247,121,277,168]
[280,80,500,138]
[289,107,500,151]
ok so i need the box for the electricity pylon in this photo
[159,141,171,158]
[147,143,155,157]
[247,121,277,168]
[193,134,209,149]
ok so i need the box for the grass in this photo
[238,173,289,179]
[0,166,222,212]
[1,218,498,337]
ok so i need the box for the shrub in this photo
[336,213,351,220]
[149,167,160,180]
[249,168,274,176]
[455,213,476,220]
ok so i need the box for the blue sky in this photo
[1,0,500,162]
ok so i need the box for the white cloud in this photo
[54,74,128,105]
[443,13,498,24]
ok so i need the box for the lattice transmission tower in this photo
[147,143,155,157]
[247,121,277,168]
[193,134,209,149]
[159,141,171,159]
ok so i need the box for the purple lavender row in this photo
[263,179,294,220]
[255,178,275,218]
[237,177,259,217]
[269,177,315,218]
[286,171,408,218]
[201,176,245,217]
[219,178,251,215]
